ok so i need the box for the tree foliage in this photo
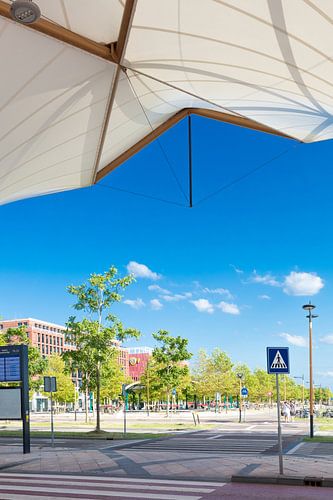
[64,266,140,430]
[43,355,75,404]
[152,330,192,415]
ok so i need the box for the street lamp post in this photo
[302,302,318,438]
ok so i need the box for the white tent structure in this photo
[0,0,332,205]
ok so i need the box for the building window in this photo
[18,322,22,326]
[38,333,40,342]
[50,346,52,354]
[42,334,44,343]
[46,345,48,354]
[42,345,45,354]
[0,324,3,330]
[24,322,28,326]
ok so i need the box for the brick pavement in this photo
[0,439,332,483]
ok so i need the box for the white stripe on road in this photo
[286,442,305,455]
[207,434,222,440]
[245,425,257,430]
[0,477,215,494]
[0,485,203,500]
[0,473,226,487]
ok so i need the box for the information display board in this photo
[0,346,21,382]
[0,344,30,453]
[0,388,21,419]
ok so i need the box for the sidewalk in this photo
[0,439,332,485]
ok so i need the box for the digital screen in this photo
[0,355,21,382]
[0,358,4,381]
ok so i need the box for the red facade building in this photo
[127,347,153,381]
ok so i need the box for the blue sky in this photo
[1,115,332,390]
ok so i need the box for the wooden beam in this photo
[113,0,137,64]
[91,0,137,183]
[95,109,190,181]
[95,107,295,182]
[190,108,295,140]
[0,1,115,62]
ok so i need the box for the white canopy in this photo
[0,0,332,205]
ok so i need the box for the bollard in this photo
[192,412,197,426]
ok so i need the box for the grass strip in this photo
[0,430,169,440]
[303,436,333,443]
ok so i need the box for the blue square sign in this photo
[266,347,289,374]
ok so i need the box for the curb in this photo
[231,474,333,488]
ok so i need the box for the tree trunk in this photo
[96,364,101,432]
[85,387,88,423]
[166,392,170,417]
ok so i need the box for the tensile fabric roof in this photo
[0,0,332,205]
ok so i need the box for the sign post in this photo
[122,383,127,435]
[44,376,57,447]
[0,345,30,454]
[241,387,248,423]
[267,347,290,476]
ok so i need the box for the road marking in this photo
[0,486,202,499]
[0,473,227,500]
[0,477,215,493]
[286,442,305,454]
[245,425,257,430]
[0,473,226,487]
[207,434,222,440]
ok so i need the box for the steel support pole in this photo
[50,391,54,447]
[188,115,193,208]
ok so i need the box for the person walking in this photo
[282,401,291,422]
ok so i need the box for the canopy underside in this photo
[1,0,333,205]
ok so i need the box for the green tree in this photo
[43,355,75,405]
[152,330,192,416]
[192,349,215,400]
[1,325,47,390]
[100,353,129,401]
[65,266,140,431]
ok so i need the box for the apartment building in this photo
[0,318,129,375]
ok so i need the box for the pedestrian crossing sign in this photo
[266,347,289,374]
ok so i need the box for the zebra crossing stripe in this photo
[0,474,226,500]
[0,473,226,487]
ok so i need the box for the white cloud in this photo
[320,334,333,345]
[230,265,244,274]
[148,284,171,295]
[203,287,234,299]
[217,301,240,315]
[127,261,161,280]
[150,299,163,310]
[259,294,271,300]
[123,298,145,310]
[283,271,324,296]
[163,292,192,302]
[280,332,307,347]
[191,298,214,314]
[318,371,333,377]
[250,271,281,287]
